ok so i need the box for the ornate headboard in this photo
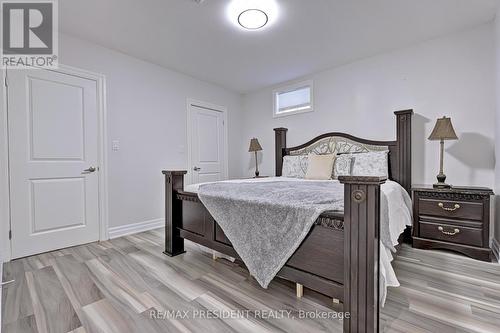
[274,110,413,192]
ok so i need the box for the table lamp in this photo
[428,116,458,188]
[248,138,263,177]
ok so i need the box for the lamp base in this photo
[433,182,451,189]
[433,173,451,189]
[255,170,260,178]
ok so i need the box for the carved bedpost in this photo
[339,175,387,333]
[394,110,413,193]
[162,170,187,257]
[274,127,288,176]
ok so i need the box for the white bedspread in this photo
[185,177,412,305]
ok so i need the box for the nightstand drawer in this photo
[418,216,483,229]
[419,221,483,247]
[418,198,483,221]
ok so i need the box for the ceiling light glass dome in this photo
[227,0,278,31]
[238,9,268,30]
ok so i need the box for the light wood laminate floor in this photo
[2,228,500,333]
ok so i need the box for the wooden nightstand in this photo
[412,185,494,262]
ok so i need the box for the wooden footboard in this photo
[339,175,385,333]
[163,170,385,333]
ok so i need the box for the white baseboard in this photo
[108,218,163,239]
[492,238,500,263]
[0,253,3,331]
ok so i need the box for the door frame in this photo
[186,98,229,185]
[0,64,109,262]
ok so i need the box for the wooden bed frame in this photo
[163,110,413,333]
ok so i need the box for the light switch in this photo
[112,140,120,151]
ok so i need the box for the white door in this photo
[189,103,226,184]
[7,68,101,258]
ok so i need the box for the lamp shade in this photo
[248,138,263,152]
[428,116,458,141]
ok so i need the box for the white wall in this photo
[0,62,4,311]
[494,9,500,244]
[59,34,244,228]
[0,68,9,262]
[242,24,496,189]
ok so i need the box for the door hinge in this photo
[9,230,12,240]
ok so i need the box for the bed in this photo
[162,110,413,333]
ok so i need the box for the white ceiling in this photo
[60,0,499,93]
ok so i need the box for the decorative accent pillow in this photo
[305,154,336,180]
[282,155,308,178]
[351,151,389,177]
[333,154,353,179]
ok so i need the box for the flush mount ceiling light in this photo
[238,9,268,30]
[227,0,278,31]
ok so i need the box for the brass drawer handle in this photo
[438,226,460,236]
[438,202,460,212]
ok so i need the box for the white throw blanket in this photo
[185,177,412,305]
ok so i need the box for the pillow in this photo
[305,154,336,180]
[282,155,308,178]
[333,154,353,179]
[351,151,389,177]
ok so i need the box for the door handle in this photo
[193,166,201,171]
[0,280,15,287]
[83,166,97,173]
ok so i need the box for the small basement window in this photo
[273,80,313,118]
